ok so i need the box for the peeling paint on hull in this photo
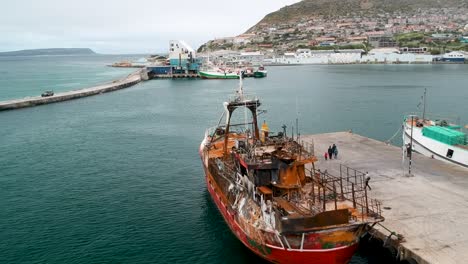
[201,162,359,264]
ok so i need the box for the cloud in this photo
[0,0,300,53]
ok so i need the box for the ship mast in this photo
[422,88,427,120]
[222,72,260,157]
[238,71,244,98]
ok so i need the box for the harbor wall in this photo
[0,70,145,111]
[269,53,436,65]
[303,131,468,264]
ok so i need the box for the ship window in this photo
[447,149,454,158]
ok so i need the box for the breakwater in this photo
[0,69,146,111]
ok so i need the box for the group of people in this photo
[324,144,338,160]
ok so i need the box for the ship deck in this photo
[302,132,468,264]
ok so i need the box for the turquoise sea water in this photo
[0,55,141,101]
[1,57,468,264]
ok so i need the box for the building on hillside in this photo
[347,36,368,43]
[400,47,429,54]
[314,37,336,43]
[368,35,397,48]
[319,42,336,47]
[212,37,235,45]
[224,52,265,66]
[258,44,273,48]
[234,34,255,44]
[431,33,454,41]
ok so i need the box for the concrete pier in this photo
[302,132,468,264]
[151,73,200,79]
[0,70,144,111]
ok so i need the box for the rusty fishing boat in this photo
[199,78,384,264]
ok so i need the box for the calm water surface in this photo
[0,55,141,101]
[1,59,467,263]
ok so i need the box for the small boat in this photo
[199,68,240,79]
[254,66,268,78]
[403,89,468,168]
[200,77,384,264]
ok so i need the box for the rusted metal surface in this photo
[200,89,385,263]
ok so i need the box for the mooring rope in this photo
[377,222,404,242]
[385,125,403,144]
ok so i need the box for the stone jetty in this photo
[0,69,146,111]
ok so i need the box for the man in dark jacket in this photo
[332,144,338,159]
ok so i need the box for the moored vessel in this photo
[199,68,240,79]
[403,116,468,168]
[441,51,465,63]
[403,89,468,168]
[199,78,384,263]
[253,66,268,78]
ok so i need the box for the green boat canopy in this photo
[422,126,467,146]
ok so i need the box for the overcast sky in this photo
[0,0,300,54]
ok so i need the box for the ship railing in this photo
[204,126,217,138]
[228,93,258,103]
[298,140,315,158]
[209,158,239,191]
[268,139,315,160]
[305,164,383,221]
[404,112,461,125]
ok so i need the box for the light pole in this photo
[408,116,414,176]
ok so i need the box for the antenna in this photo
[422,88,427,120]
[238,71,244,98]
[296,118,299,142]
[295,96,300,142]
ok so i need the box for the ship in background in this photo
[199,78,384,263]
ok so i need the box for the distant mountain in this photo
[248,0,468,31]
[0,48,97,57]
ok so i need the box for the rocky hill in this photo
[249,0,468,31]
[0,48,96,57]
[198,0,468,53]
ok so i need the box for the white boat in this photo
[441,51,465,63]
[403,90,467,168]
[199,68,240,79]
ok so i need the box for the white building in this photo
[169,40,195,61]
[362,48,433,63]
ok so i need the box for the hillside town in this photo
[199,7,468,56]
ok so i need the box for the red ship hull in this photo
[202,164,359,264]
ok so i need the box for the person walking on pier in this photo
[328,146,333,160]
[324,152,328,160]
[332,144,338,159]
[365,176,371,190]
